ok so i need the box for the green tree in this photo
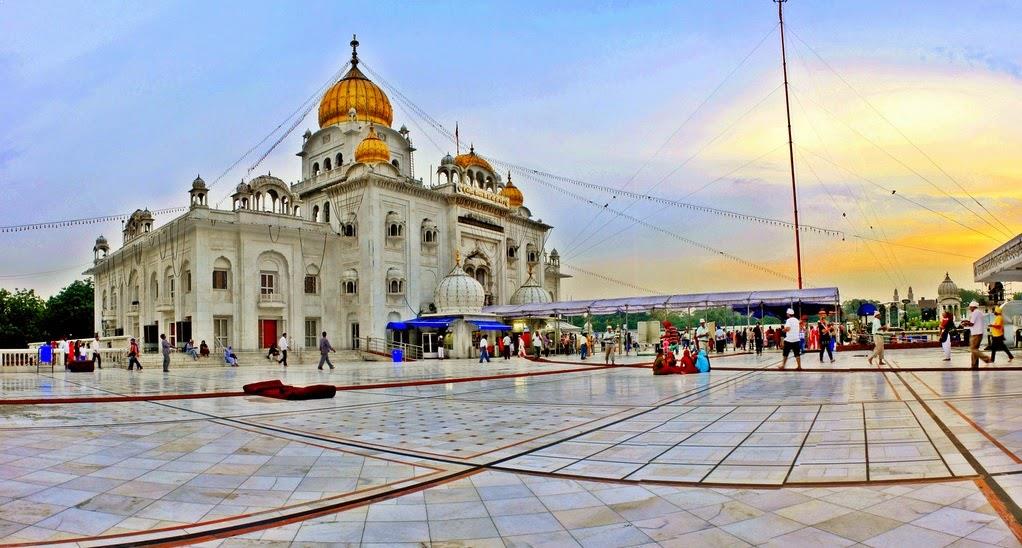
[959,288,987,306]
[0,288,46,347]
[1013,292,1022,301]
[42,279,94,341]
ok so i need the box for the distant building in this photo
[937,273,962,319]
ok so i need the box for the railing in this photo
[360,337,423,360]
[126,303,140,314]
[155,298,174,311]
[258,293,285,304]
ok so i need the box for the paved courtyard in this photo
[1,348,1021,546]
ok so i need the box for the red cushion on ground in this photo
[283,384,336,400]
[243,379,285,395]
[67,360,95,373]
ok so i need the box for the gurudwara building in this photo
[86,38,566,358]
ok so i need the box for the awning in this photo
[483,287,840,319]
[387,317,457,330]
[468,320,512,331]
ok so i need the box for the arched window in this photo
[342,269,358,295]
[102,291,108,310]
[421,219,438,246]
[391,159,400,170]
[312,205,320,222]
[313,162,320,175]
[341,213,357,237]
[385,211,404,238]
[323,202,331,223]
[386,268,405,295]
[335,152,343,166]
[526,243,538,264]
[324,157,332,171]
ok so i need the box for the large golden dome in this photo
[354,126,390,164]
[454,145,494,173]
[500,172,524,208]
[318,37,393,128]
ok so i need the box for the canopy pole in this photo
[776,0,803,289]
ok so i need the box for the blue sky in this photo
[2,0,1020,299]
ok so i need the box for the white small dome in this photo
[510,271,552,305]
[938,272,959,299]
[435,260,485,314]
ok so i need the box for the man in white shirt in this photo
[502,334,512,360]
[603,327,616,364]
[277,333,289,367]
[89,333,102,369]
[867,311,886,366]
[479,336,490,363]
[695,320,708,352]
[780,308,802,370]
[961,300,991,369]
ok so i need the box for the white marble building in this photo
[86,38,566,354]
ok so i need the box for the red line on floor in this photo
[945,401,1022,465]
[975,477,1022,542]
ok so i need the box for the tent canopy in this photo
[483,287,840,319]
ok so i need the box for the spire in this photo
[350,34,360,67]
[455,249,461,266]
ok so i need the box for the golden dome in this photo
[454,145,494,173]
[500,172,524,208]
[318,36,393,128]
[354,126,390,164]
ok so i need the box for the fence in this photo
[360,337,423,360]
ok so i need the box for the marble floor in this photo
[0,348,1020,546]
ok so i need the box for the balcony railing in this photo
[155,298,174,312]
[258,293,285,308]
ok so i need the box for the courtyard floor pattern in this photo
[0,348,1019,546]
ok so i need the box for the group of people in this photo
[961,300,1014,368]
[51,333,105,368]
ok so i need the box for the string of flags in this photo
[0,207,187,234]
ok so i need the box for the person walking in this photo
[318,331,335,370]
[695,320,708,352]
[939,311,955,361]
[990,306,1014,363]
[127,337,142,371]
[502,334,512,360]
[278,333,289,367]
[867,311,887,366]
[90,333,103,369]
[603,326,616,365]
[779,308,802,370]
[818,311,834,363]
[962,300,991,369]
[753,322,764,355]
[160,333,172,372]
[479,335,491,363]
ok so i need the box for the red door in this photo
[260,320,277,349]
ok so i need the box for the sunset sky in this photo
[1,0,1019,301]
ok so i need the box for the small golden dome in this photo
[454,145,494,173]
[354,126,390,164]
[500,172,524,208]
[318,36,393,128]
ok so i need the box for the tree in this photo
[959,289,987,306]
[1013,292,1022,302]
[0,288,46,348]
[41,279,94,341]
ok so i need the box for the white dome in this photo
[938,272,959,299]
[435,261,485,315]
[510,271,552,305]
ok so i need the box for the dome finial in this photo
[350,34,360,66]
[455,249,461,266]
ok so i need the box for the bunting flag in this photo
[0,207,187,233]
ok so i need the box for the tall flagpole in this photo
[775,0,803,289]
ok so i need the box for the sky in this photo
[1,0,1020,302]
